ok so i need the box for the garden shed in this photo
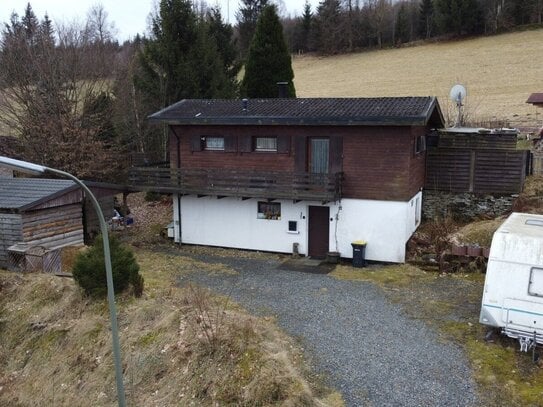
[0,178,84,269]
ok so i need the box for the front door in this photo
[308,206,330,258]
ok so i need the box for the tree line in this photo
[283,0,543,54]
[0,1,295,179]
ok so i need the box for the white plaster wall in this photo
[332,198,414,263]
[180,196,309,254]
[173,194,181,243]
[177,193,423,263]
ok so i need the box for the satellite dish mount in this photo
[449,84,467,127]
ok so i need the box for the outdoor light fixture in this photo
[0,156,126,407]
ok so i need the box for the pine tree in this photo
[396,3,410,44]
[300,1,313,51]
[418,0,434,39]
[242,5,296,98]
[236,0,269,59]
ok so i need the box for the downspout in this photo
[171,127,182,243]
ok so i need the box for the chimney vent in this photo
[277,82,288,98]
[242,98,248,111]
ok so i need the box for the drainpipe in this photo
[171,127,182,243]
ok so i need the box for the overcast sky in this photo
[1,0,319,41]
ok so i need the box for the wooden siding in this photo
[425,130,527,194]
[166,124,428,202]
[22,204,84,248]
[0,213,22,268]
[29,189,82,211]
[83,195,115,242]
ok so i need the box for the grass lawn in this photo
[293,29,543,128]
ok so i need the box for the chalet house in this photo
[131,97,444,262]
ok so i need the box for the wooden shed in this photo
[0,178,84,269]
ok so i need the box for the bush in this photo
[73,235,143,298]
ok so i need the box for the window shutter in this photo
[224,135,237,152]
[294,136,307,172]
[190,135,203,152]
[239,135,252,152]
[329,135,343,174]
[277,135,291,154]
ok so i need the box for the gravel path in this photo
[178,254,479,407]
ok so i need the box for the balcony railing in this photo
[128,167,342,202]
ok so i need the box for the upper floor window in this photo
[255,137,277,152]
[415,135,426,154]
[205,136,224,151]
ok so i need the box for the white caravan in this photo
[480,212,543,352]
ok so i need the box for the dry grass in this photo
[513,175,543,214]
[293,29,543,128]
[0,252,341,406]
[452,217,505,247]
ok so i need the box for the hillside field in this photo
[293,29,543,129]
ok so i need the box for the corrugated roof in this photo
[527,93,543,104]
[149,97,443,126]
[0,178,77,210]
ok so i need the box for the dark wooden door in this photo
[308,206,329,258]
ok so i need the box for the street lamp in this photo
[0,156,126,407]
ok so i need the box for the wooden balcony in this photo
[128,167,342,202]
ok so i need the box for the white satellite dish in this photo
[449,84,467,127]
[449,84,467,104]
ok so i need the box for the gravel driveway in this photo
[178,253,479,407]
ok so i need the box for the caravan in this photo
[480,212,543,352]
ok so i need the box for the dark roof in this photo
[527,93,543,105]
[0,178,77,210]
[149,97,444,127]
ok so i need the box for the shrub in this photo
[73,235,143,297]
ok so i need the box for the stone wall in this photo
[423,191,515,221]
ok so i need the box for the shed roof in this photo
[526,93,543,105]
[149,97,444,127]
[0,178,78,211]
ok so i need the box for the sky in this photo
[1,0,319,41]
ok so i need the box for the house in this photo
[0,178,84,269]
[130,97,444,262]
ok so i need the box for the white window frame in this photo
[205,136,224,151]
[255,137,277,152]
[257,201,281,220]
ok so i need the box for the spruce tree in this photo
[242,5,296,98]
[418,0,434,39]
[236,0,269,59]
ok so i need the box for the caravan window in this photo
[528,267,543,297]
[526,219,543,227]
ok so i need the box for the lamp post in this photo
[0,156,126,407]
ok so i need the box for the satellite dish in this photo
[449,84,467,127]
[449,84,467,105]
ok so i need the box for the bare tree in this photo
[0,9,121,180]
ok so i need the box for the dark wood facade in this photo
[129,124,431,202]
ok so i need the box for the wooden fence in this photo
[425,130,528,195]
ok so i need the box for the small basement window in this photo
[205,136,224,150]
[415,135,426,154]
[255,137,277,152]
[529,267,543,297]
[257,201,281,220]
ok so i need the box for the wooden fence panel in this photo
[474,151,527,194]
[425,149,471,192]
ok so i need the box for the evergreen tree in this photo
[435,0,483,35]
[300,1,313,51]
[314,0,344,54]
[206,7,241,92]
[418,0,434,38]
[242,5,296,98]
[396,3,410,44]
[236,0,269,59]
